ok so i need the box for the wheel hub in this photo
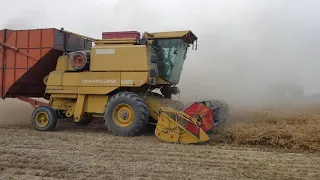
[119,109,129,120]
[113,103,134,127]
[35,112,49,127]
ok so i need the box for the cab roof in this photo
[143,30,197,44]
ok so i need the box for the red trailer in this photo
[0,28,94,107]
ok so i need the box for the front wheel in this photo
[104,92,149,136]
[31,106,58,131]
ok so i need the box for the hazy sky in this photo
[1,0,319,102]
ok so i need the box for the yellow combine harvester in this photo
[30,29,228,144]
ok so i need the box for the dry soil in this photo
[0,99,319,180]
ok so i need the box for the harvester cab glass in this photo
[143,30,198,85]
[152,38,188,84]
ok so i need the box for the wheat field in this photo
[214,99,320,152]
[0,98,319,179]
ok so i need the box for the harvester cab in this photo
[140,31,197,85]
[0,27,228,144]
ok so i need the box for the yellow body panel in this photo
[56,56,69,71]
[62,72,120,87]
[47,71,63,86]
[55,55,75,71]
[143,96,211,144]
[50,94,109,118]
[74,94,86,121]
[143,96,185,120]
[77,87,117,94]
[46,86,63,90]
[50,98,74,111]
[46,71,148,94]
[155,111,210,144]
[46,87,118,95]
[90,45,148,71]
[143,97,165,120]
[47,89,77,94]
[84,95,109,113]
[120,72,148,86]
[51,94,77,98]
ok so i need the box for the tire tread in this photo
[104,91,149,136]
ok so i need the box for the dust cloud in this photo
[99,0,320,107]
[174,0,320,107]
[0,99,33,125]
[0,0,319,112]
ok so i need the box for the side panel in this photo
[62,72,120,87]
[55,55,68,71]
[46,71,120,94]
[65,33,93,52]
[84,95,109,113]
[46,87,118,95]
[50,94,109,114]
[0,28,56,98]
[47,71,63,86]
[0,28,96,98]
[54,29,93,52]
[47,71,148,88]
[46,71,148,94]
[90,45,148,71]
[120,72,148,86]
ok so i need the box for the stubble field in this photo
[0,99,319,180]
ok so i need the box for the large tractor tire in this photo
[104,92,149,136]
[31,106,58,131]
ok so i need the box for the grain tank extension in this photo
[0,28,228,144]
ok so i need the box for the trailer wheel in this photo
[31,106,57,131]
[104,92,149,136]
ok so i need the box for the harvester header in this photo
[0,27,228,144]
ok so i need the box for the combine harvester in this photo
[0,28,228,144]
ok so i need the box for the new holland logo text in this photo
[81,79,117,84]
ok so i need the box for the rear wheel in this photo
[104,92,149,136]
[31,106,57,131]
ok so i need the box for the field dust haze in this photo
[174,0,320,108]
[0,0,319,121]
[94,0,320,108]
[0,99,33,125]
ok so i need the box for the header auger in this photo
[0,28,228,144]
